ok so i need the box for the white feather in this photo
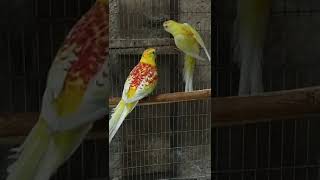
[121,77,132,103]
[109,101,138,143]
[124,78,156,104]
[33,124,92,180]
[41,57,109,132]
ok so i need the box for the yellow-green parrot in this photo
[109,48,158,143]
[163,20,211,92]
[6,0,109,180]
[232,0,271,95]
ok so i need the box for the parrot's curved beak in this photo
[162,21,168,29]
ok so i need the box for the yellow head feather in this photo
[163,20,181,35]
[140,48,157,66]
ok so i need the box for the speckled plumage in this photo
[109,48,158,143]
[128,63,157,89]
[6,1,109,180]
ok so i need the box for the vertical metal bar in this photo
[306,119,310,180]
[49,23,53,67]
[49,0,53,17]
[77,0,81,17]
[215,127,219,180]
[268,121,271,180]
[67,158,71,179]
[282,67,286,90]
[241,125,245,180]
[7,30,13,112]
[63,0,66,17]
[94,141,98,177]
[81,144,85,180]
[280,120,284,180]
[21,28,27,112]
[255,125,258,180]
[228,127,231,180]
[35,28,41,110]
[34,0,38,17]
[293,120,297,180]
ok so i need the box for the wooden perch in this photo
[109,89,212,107]
[0,112,107,142]
[6,86,320,138]
[213,86,320,126]
[0,89,211,140]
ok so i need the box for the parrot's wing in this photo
[122,69,157,103]
[41,0,109,132]
[46,44,78,99]
[121,77,132,101]
[183,23,211,62]
[40,43,81,132]
[123,78,157,104]
[42,59,109,132]
[175,34,207,62]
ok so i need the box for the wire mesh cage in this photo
[108,0,211,179]
[214,0,320,179]
[0,0,108,179]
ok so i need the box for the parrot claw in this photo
[9,147,20,153]
[8,154,19,160]
[173,47,180,52]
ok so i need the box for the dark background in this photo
[213,0,320,179]
[0,0,108,179]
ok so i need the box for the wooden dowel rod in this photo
[213,86,320,126]
[109,89,212,107]
[0,89,211,138]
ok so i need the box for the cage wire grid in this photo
[108,0,211,179]
[0,0,108,179]
[213,0,320,179]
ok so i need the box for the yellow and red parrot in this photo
[109,48,158,143]
[6,0,108,180]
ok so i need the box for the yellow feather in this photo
[97,0,108,5]
[127,87,136,98]
[140,48,156,66]
[53,80,85,117]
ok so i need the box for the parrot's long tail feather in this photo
[183,55,196,92]
[237,40,264,96]
[249,48,264,94]
[7,120,41,162]
[232,0,269,96]
[33,141,60,180]
[109,100,126,143]
[109,100,138,143]
[33,123,92,180]
[203,47,211,62]
[7,117,93,180]
[6,119,50,180]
